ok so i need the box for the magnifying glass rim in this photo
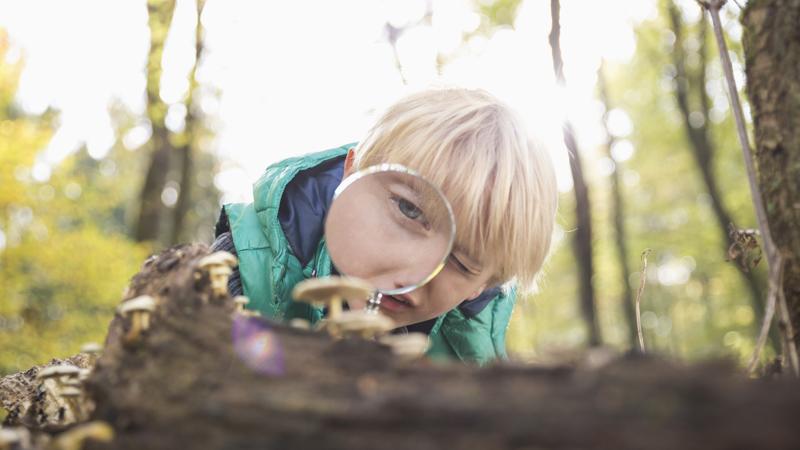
[327,163,456,296]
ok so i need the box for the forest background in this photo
[0,0,769,377]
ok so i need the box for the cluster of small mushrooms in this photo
[3,343,116,450]
[190,251,429,359]
[1,251,431,450]
[291,277,429,359]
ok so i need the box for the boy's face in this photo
[333,149,491,328]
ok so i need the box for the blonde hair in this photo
[353,88,558,294]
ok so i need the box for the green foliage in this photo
[507,1,775,370]
[473,0,523,30]
[0,33,149,376]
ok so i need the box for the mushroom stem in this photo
[123,313,142,343]
[328,295,342,320]
[52,421,114,450]
[65,398,83,422]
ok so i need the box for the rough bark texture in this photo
[668,2,778,347]
[549,0,600,346]
[742,0,800,352]
[3,244,800,449]
[0,355,90,430]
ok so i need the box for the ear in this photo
[464,283,488,301]
[342,147,357,181]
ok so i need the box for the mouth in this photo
[380,294,414,312]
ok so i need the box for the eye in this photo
[390,194,428,227]
[449,254,471,274]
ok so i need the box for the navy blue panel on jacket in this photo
[459,286,501,319]
[276,155,496,320]
[277,155,346,268]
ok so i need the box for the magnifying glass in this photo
[324,164,456,314]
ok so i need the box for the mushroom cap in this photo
[80,342,102,354]
[36,365,81,380]
[60,387,82,397]
[117,295,156,314]
[0,428,22,445]
[378,332,429,356]
[198,251,238,269]
[291,276,373,304]
[78,369,90,381]
[54,421,115,447]
[289,318,312,330]
[330,311,395,334]
[233,296,250,305]
[209,265,233,276]
[65,379,82,387]
[378,332,429,347]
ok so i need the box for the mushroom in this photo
[328,310,395,339]
[52,421,114,450]
[36,365,81,388]
[378,332,429,359]
[240,309,262,317]
[79,342,102,366]
[59,387,84,421]
[0,427,30,450]
[78,369,90,382]
[291,277,372,321]
[233,296,250,313]
[197,252,238,297]
[117,295,157,342]
[289,318,312,330]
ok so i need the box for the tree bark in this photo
[667,2,778,348]
[742,0,800,353]
[549,0,600,346]
[3,244,800,448]
[135,0,178,244]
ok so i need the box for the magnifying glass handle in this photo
[365,292,382,315]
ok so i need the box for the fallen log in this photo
[3,243,800,449]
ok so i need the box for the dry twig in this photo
[636,249,651,354]
[699,0,799,377]
[743,254,783,377]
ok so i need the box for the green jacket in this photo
[222,144,516,366]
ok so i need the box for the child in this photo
[212,88,558,366]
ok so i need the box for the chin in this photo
[378,310,412,328]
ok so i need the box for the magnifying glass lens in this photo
[325,167,454,295]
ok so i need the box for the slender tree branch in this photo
[701,0,798,376]
[636,249,651,354]
[744,254,783,377]
[704,0,776,260]
[777,286,800,375]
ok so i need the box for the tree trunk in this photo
[4,244,800,449]
[597,63,639,348]
[135,0,178,244]
[549,0,600,346]
[742,0,800,353]
[170,0,206,246]
[667,2,778,348]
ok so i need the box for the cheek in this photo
[424,272,488,315]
